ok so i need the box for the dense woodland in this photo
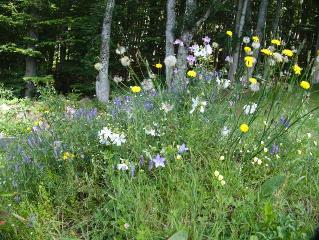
[0,0,318,98]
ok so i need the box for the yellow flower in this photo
[130,86,142,93]
[249,77,257,84]
[299,81,310,90]
[155,63,163,69]
[244,46,252,53]
[62,152,75,161]
[176,154,182,160]
[244,56,255,68]
[293,64,302,75]
[27,127,32,132]
[282,49,293,57]
[226,31,233,37]
[260,48,273,56]
[187,70,197,78]
[271,39,281,46]
[34,120,40,126]
[240,123,249,133]
[252,36,259,42]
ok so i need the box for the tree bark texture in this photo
[96,0,115,103]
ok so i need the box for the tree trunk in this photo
[175,0,197,88]
[271,0,282,37]
[175,0,211,88]
[228,0,249,81]
[96,0,115,103]
[313,24,319,84]
[165,0,176,89]
[234,0,243,35]
[248,0,269,78]
[246,0,252,33]
[256,0,269,42]
[25,30,38,98]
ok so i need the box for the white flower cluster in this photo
[144,122,161,137]
[214,170,226,185]
[141,78,154,91]
[243,103,257,115]
[98,127,126,146]
[216,78,231,89]
[190,96,207,114]
[221,126,230,137]
[191,44,213,59]
[161,102,174,113]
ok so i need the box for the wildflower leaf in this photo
[168,230,188,240]
[261,175,286,197]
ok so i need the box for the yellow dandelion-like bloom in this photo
[62,152,75,161]
[249,77,257,84]
[226,31,233,37]
[187,70,197,78]
[130,86,142,93]
[252,36,259,42]
[282,49,293,57]
[244,46,252,53]
[271,39,281,46]
[293,64,302,75]
[244,56,255,68]
[299,81,310,90]
[155,63,163,69]
[260,48,273,56]
[240,123,249,133]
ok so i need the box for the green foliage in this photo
[261,175,286,197]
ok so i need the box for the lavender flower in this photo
[202,36,211,44]
[144,101,154,111]
[187,55,196,65]
[152,154,166,168]
[178,144,189,154]
[279,116,290,128]
[130,163,136,177]
[139,155,145,166]
[174,39,184,46]
[270,144,279,155]
[148,159,154,171]
[113,97,122,107]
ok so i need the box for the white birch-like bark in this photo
[165,0,176,89]
[96,0,115,103]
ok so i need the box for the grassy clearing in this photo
[0,81,318,239]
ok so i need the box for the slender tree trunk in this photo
[175,0,197,87]
[234,0,243,35]
[175,0,211,88]
[25,30,38,98]
[248,0,269,78]
[255,0,269,42]
[271,0,282,37]
[313,24,319,84]
[165,0,176,89]
[246,0,252,33]
[228,0,249,81]
[96,0,115,103]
